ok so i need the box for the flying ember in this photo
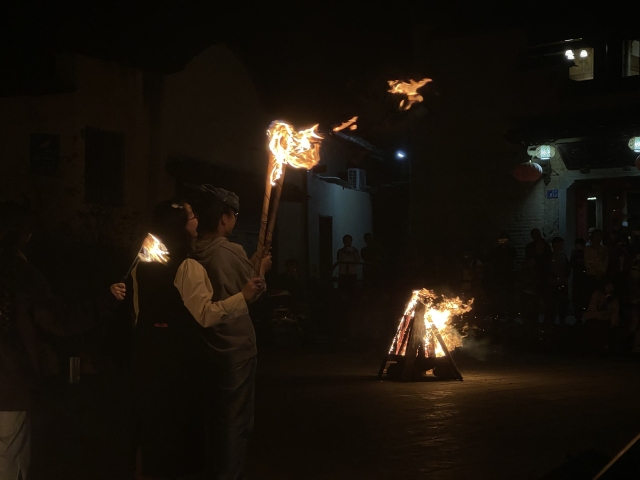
[387,77,433,111]
[332,116,358,132]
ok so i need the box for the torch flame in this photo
[332,116,358,132]
[389,289,472,357]
[387,78,433,111]
[138,233,170,264]
[267,121,323,185]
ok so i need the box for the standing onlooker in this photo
[455,245,483,300]
[519,257,540,324]
[570,238,589,325]
[525,228,552,264]
[544,237,571,325]
[584,279,619,353]
[0,201,124,480]
[486,231,517,319]
[621,256,640,353]
[336,235,360,294]
[606,231,627,277]
[584,229,608,296]
[189,185,271,480]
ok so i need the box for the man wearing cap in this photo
[188,184,271,480]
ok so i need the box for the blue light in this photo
[396,151,406,159]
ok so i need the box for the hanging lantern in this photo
[513,161,543,182]
[629,137,640,153]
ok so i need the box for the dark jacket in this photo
[191,236,260,367]
[132,261,206,477]
[0,255,119,411]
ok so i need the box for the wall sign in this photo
[546,189,559,199]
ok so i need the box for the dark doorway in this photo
[319,215,333,283]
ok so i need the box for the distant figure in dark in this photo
[519,257,540,324]
[621,256,640,353]
[274,259,303,299]
[606,231,628,290]
[584,279,619,353]
[0,201,124,480]
[361,233,384,290]
[487,231,517,319]
[525,228,552,312]
[544,237,571,325]
[456,245,483,300]
[584,229,608,295]
[570,238,588,325]
[525,228,552,262]
[336,235,360,294]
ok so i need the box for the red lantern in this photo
[635,155,640,171]
[513,161,543,182]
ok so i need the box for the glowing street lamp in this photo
[535,145,556,160]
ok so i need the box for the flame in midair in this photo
[333,116,358,132]
[138,234,170,264]
[267,121,323,184]
[387,78,432,111]
[389,289,472,357]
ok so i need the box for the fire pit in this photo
[378,289,472,381]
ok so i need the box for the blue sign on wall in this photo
[546,189,559,199]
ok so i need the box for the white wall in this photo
[277,201,304,272]
[307,173,372,280]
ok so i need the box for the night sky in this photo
[2,1,608,111]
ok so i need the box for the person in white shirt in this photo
[128,200,264,479]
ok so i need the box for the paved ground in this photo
[249,348,640,480]
[29,346,640,479]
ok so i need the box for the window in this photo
[30,134,60,176]
[84,126,125,205]
[566,47,594,81]
[623,40,640,77]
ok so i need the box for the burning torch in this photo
[122,233,170,281]
[253,121,323,276]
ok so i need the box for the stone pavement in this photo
[249,349,640,479]
[29,348,640,479]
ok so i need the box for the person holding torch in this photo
[0,200,125,480]
[128,199,265,479]
[188,185,272,480]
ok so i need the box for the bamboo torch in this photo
[253,153,275,275]
[122,233,170,281]
[253,120,323,276]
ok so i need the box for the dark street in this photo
[28,344,640,479]
[4,2,640,479]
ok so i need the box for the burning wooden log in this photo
[378,289,471,382]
